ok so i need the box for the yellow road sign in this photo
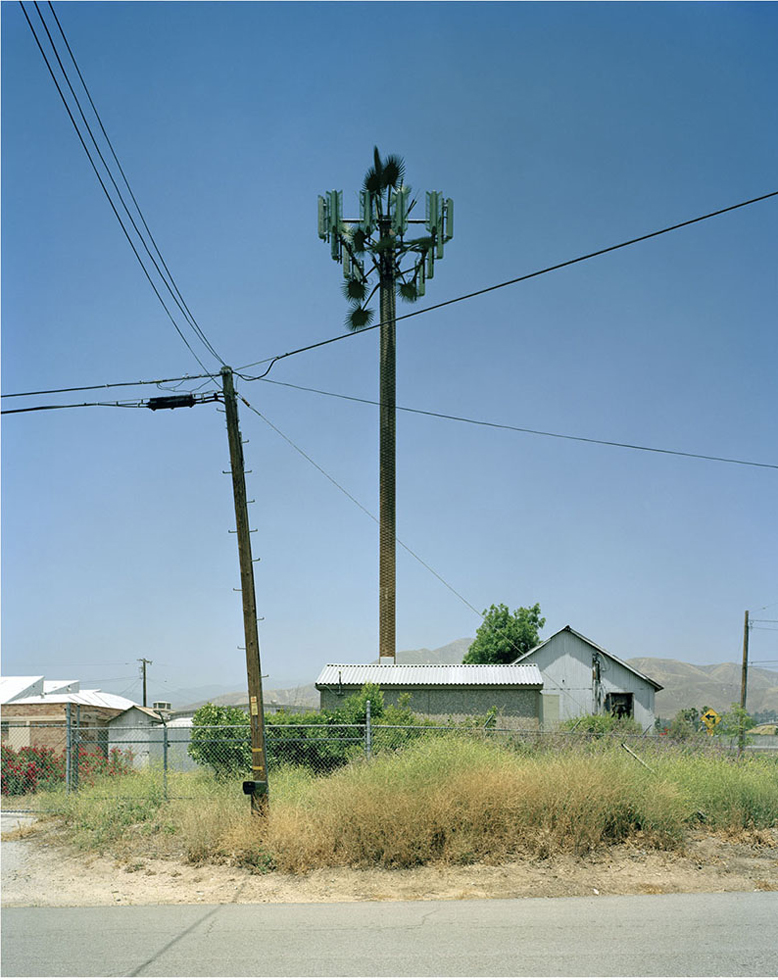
[701,709,721,733]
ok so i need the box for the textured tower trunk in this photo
[378,255,396,663]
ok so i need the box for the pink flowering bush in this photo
[1,745,134,796]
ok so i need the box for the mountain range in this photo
[171,639,778,720]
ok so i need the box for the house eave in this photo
[513,626,664,691]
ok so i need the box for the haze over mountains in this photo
[169,638,778,719]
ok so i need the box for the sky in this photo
[2,2,776,704]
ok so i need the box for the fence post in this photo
[365,700,372,760]
[162,722,169,800]
[65,703,72,794]
[72,705,80,792]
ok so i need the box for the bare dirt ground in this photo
[3,819,777,908]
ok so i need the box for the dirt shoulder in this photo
[2,820,777,908]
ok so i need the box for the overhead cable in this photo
[20,2,224,371]
[236,190,778,377]
[2,400,150,415]
[239,395,484,619]
[2,392,220,414]
[256,378,778,471]
[44,2,223,366]
[3,373,217,399]
[238,394,552,663]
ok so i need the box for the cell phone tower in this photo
[318,148,453,661]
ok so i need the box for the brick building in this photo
[2,677,137,755]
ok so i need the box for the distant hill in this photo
[171,643,778,722]
[176,640,477,712]
[372,638,474,665]
[627,657,778,718]
[178,684,319,714]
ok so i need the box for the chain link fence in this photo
[1,709,748,808]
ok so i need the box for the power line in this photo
[236,190,778,377]
[237,395,546,671]
[239,397,564,666]
[256,377,778,471]
[16,662,138,667]
[20,2,222,373]
[239,396,484,619]
[2,400,149,415]
[3,373,217,399]
[44,1,224,367]
[2,392,220,415]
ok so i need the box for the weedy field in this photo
[22,736,778,873]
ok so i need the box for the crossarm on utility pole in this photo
[220,366,269,814]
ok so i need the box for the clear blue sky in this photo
[2,2,776,702]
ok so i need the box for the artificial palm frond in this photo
[346,305,375,331]
[382,154,405,189]
[343,277,367,303]
[398,282,418,302]
[352,228,368,254]
[364,146,384,193]
[364,166,382,193]
[407,236,434,250]
[373,235,397,251]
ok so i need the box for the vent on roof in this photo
[152,701,172,712]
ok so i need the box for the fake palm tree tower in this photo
[318,149,453,661]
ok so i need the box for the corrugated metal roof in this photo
[1,676,45,704]
[316,663,543,688]
[43,680,80,695]
[10,690,137,711]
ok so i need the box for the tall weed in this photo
[33,739,777,872]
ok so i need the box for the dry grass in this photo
[29,736,778,874]
[229,737,689,871]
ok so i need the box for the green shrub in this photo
[561,713,642,735]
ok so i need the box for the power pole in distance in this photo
[739,609,750,758]
[137,658,152,707]
[318,149,453,662]
[220,366,269,814]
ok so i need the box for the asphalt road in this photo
[3,892,776,977]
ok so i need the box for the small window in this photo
[1,721,9,742]
[605,692,634,719]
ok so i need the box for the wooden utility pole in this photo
[137,658,152,707]
[221,366,268,814]
[739,609,750,758]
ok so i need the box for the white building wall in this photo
[108,711,198,772]
[531,631,656,729]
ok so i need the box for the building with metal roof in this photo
[0,676,45,705]
[511,626,662,730]
[1,678,139,753]
[316,663,543,727]
[9,690,136,711]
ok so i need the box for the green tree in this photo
[188,703,251,777]
[463,602,545,664]
[718,703,755,743]
[334,682,385,724]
